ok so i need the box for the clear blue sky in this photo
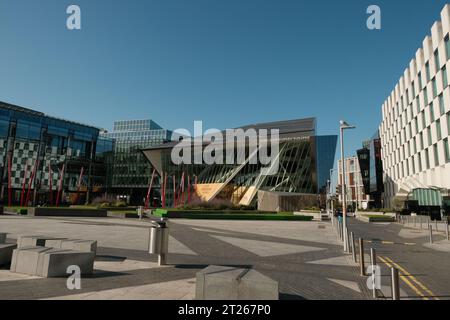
[0,0,449,160]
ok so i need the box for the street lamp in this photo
[328,168,337,216]
[340,120,356,253]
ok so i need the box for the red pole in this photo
[55,164,65,207]
[20,161,29,207]
[173,175,177,208]
[74,167,84,204]
[162,172,167,208]
[178,172,185,205]
[7,154,12,207]
[145,168,156,210]
[25,159,39,207]
[187,175,191,203]
[48,163,53,206]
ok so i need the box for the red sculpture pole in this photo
[145,168,156,209]
[162,172,167,208]
[20,160,29,206]
[25,159,39,207]
[7,154,12,207]
[55,164,65,207]
[74,167,84,204]
[48,163,53,206]
[187,175,191,203]
[177,172,184,205]
[173,175,177,208]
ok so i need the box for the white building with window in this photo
[337,156,369,209]
[379,4,450,208]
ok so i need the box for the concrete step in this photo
[0,243,17,266]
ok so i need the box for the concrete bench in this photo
[196,265,279,300]
[0,244,17,266]
[17,235,67,248]
[0,233,6,244]
[45,239,97,255]
[10,246,95,277]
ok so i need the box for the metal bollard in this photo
[446,220,449,241]
[391,267,400,300]
[148,219,170,266]
[350,231,357,263]
[370,248,377,269]
[359,238,365,276]
[435,219,438,232]
[370,248,377,298]
[414,216,416,228]
[429,224,433,244]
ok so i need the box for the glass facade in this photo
[0,101,114,205]
[101,119,172,204]
[143,118,337,208]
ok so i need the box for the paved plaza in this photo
[0,215,372,300]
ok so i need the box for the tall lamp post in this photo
[340,120,356,253]
[328,168,337,216]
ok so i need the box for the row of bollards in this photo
[400,215,450,243]
[330,216,400,299]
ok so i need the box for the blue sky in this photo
[0,0,449,161]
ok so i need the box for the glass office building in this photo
[0,101,114,206]
[101,120,172,204]
[357,131,384,208]
[142,118,337,208]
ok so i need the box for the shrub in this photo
[114,201,127,208]
[17,208,27,215]
[92,194,115,206]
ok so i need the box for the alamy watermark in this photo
[366,5,381,30]
[66,265,81,290]
[171,121,280,176]
[67,5,81,30]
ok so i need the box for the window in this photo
[434,144,440,166]
[418,152,423,172]
[427,127,432,146]
[418,71,423,89]
[430,103,435,122]
[421,110,426,129]
[416,97,421,114]
[432,78,438,97]
[426,62,431,82]
[437,119,442,141]
[448,112,450,136]
[424,89,428,105]
[446,36,450,60]
[439,94,445,115]
[443,66,448,88]
[445,138,450,163]
[435,50,441,72]
[426,149,431,169]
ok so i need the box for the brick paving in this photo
[0,215,372,300]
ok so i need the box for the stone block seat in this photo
[9,235,97,277]
[10,246,95,277]
[0,232,7,244]
[196,265,279,300]
[0,244,17,266]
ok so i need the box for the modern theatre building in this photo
[142,118,337,210]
